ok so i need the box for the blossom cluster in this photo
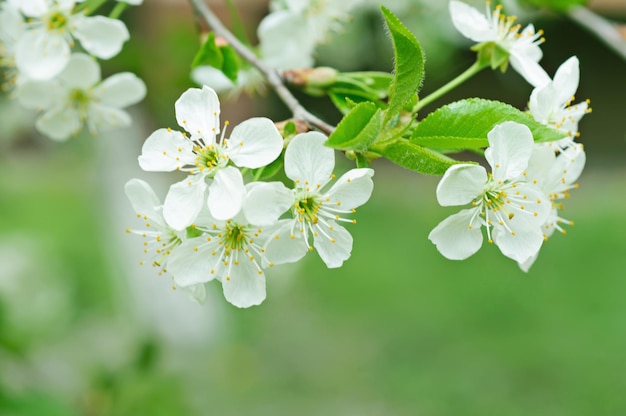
[429,1,590,271]
[0,0,145,140]
[126,86,374,308]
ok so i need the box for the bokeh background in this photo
[1,0,626,415]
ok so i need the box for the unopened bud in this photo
[283,67,338,88]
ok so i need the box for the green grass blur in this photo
[1,148,625,415]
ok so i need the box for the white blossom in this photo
[166,184,289,308]
[14,0,130,80]
[16,53,146,141]
[449,0,550,87]
[517,143,586,271]
[137,86,284,229]
[429,121,552,265]
[244,131,375,269]
[125,178,207,302]
[528,56,591,150]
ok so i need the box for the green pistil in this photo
[483,190,505,209]
[296,196,321,224]
[47,12,68,32]
[223,223,247,251]
[70,88,91,110]
[195,145,221,171]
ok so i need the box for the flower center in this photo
[295,194,321,224]
[194,144,226,174]
[222,222,248,252]
[483,189,506,210]
[46,11,69,32]
[69,88,92,112]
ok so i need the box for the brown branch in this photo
[188,0,336,135]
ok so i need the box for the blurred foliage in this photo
[518,0,588,12]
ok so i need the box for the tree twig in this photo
[567,6,626,62]
[188,0,336,135]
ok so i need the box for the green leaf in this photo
[251,157,284,181]
[191,33,239,82]
[380,6,425,125]
[327,102,383,151]
[328,89,387,115]
[411,98,565,149]
[375,139,465,175]
[192,32,223,69]
[220,45,239,82]
[355,153,371,168]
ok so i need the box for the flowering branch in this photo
[187,0,336,135]
[567,6,626,62]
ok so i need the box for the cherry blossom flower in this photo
[166,185,290,308]
[125,178,207,302]
[243,131,375,268]
[14,0,130,80]
[125,178,184,274]
[137,86,284,229]
[16,53,146,141]
[517,143,586,271]
[449,0,550,87]
[429,121,552,265]
[528,56,591,150]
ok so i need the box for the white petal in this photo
[58,53,101,89]
[428,208,483,260]
[180,283,207,304]
[138,128,196,172]
[436,164,486,206]
[124,178,165,227]
[313,221,353,268]
[168,239,221,287]
[492,224,544,263]
[257,11,315,70]
[559,145,586,185]
[243,181,293,226]
[518,253,538,273]
[551,56,580,106]
[226,117,283,168]
[509,49,550,88]
[36,107,82,140]
[207,166,245,220]
[86,104,132,133]
[16,80,63,110]
[448,1,493,42]
[284,131,334,187]
[94,72,146,108]
[191,66,236,93]
[485,121,534,182]
[71,15,129,59]
[163,175,208,230]
[324,168,374,210]
[16,0,49,17]
[15,30,70,80]
[175,86,220,139]
[221,258,266,308]
[263,220,308,265]
[0,6,26,43]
